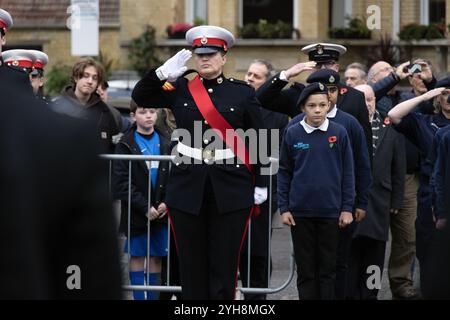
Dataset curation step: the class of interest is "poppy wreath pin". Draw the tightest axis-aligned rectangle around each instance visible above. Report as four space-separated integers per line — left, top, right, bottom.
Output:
340 87 348 95
384 117 390 125
328 135 337 148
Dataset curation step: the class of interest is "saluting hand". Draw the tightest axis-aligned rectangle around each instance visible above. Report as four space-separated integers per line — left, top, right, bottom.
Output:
422 87 446 101
156 49 192 82
281 211 296 226
283 61 316 80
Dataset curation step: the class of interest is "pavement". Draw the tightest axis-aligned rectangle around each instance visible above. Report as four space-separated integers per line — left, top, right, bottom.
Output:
119 221 420 300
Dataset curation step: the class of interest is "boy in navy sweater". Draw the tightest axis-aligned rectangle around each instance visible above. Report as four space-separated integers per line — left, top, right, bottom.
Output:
286 69 372 299
278 82 355 300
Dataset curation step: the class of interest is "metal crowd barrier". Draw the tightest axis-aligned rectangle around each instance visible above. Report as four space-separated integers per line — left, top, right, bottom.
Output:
101 154 296 298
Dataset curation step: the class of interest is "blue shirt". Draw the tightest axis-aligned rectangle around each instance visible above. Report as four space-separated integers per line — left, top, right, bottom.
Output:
134 131 161 188
278 120 355 218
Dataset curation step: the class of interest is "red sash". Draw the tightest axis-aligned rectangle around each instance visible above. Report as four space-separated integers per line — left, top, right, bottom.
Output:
188 75 260 216
187 75 253 173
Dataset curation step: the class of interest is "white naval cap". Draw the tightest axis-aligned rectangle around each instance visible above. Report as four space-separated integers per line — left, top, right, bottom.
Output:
0 8 13 34
28 50 49 70
2 49 35 70
301 43 347 63
186 25 235 54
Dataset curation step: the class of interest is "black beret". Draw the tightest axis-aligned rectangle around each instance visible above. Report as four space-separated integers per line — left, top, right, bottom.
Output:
306 69 340 85
297 82 328 107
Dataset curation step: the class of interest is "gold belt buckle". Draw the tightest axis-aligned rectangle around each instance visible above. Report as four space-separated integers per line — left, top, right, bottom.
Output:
202 149 215 161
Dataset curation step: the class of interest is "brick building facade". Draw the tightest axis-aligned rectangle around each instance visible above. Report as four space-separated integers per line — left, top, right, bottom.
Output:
1 0 449 82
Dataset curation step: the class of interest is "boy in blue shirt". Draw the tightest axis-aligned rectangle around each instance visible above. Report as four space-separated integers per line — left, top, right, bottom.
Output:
114 100 170 300
278 82 355 300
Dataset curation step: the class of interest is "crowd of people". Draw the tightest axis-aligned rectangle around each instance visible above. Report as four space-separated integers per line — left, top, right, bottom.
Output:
1 5 450 300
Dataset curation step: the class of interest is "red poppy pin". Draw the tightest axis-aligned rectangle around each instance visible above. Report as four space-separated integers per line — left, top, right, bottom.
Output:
384 117 390 125
340 88 348 95
328 136 337 148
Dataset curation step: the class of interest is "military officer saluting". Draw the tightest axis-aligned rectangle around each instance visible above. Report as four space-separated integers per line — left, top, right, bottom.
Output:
0 8 33 94
132 25 268 300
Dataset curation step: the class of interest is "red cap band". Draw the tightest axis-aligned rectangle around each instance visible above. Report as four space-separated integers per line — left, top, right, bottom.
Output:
0 20 8 32
192 37 227 50
34 61 45 69
6 59 33 68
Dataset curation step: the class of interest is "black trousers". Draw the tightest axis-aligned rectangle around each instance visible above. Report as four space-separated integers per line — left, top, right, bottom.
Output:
169 194 251 300
291 217 339 300
239 199 272 300
335 221 356 299
347 236 386 300
415 206 436 297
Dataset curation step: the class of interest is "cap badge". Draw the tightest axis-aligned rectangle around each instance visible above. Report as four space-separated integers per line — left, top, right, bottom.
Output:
12 60 19 66
201 36 208 45
329 75 335 83
319 83 325 90
316 45 324 54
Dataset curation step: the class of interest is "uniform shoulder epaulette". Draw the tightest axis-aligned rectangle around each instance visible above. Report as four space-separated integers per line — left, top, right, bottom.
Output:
228 78 251 87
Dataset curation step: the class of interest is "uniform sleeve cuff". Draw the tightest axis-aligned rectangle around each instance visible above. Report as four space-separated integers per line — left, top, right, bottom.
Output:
279 206 289 214
342 205 354 213
156 67 167 81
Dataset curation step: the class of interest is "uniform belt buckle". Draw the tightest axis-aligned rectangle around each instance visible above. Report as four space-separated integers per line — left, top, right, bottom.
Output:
202 149 215 161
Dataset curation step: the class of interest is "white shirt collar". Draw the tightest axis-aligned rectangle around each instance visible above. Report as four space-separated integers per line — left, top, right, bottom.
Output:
327 105 338 118
300 118 329 134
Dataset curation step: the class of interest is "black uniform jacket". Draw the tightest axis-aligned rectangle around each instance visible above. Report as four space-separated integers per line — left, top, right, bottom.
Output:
0 79 122 299
113 126 170 236
0 58 34 95
256 72 373 161
132 70 266 215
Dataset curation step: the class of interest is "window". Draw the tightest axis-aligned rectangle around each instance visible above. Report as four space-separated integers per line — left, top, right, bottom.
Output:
241 0 293 25
429 0 445 23
186 0 208 24
421 0 445 24
329 0 352 28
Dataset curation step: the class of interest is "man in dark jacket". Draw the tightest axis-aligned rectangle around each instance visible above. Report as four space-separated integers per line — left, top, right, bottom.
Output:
240 59 289 300
348 84 406 299
368 59 436 299
51 58 120 153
